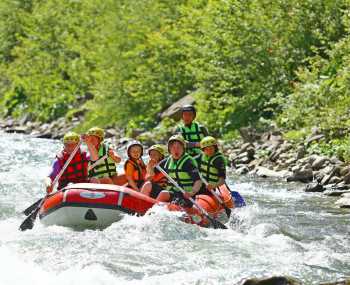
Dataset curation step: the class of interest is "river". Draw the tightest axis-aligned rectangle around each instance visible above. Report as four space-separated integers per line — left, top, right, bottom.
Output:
0 133 349 284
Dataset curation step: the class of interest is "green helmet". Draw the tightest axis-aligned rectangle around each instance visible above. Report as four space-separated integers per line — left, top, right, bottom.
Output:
86 127 104 140
63 132 80 143
148 144 167 157
168 134 186 151
200 136 217 149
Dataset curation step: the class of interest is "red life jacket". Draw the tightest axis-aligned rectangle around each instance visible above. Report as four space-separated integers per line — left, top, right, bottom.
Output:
56 149 89 189
152 169 168 187
124 158 146 188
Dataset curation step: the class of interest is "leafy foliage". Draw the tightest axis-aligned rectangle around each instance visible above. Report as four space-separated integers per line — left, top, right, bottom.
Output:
0 0 349 154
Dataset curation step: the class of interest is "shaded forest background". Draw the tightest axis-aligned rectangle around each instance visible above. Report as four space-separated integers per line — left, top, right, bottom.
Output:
1 0 350 158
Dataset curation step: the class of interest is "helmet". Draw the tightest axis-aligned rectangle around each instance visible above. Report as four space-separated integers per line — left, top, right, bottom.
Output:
63 132 80 144
86 127 104 140
200 136 217 149
127 140 143 157
181 104 196 114
148 144 167 157
168 134 186 150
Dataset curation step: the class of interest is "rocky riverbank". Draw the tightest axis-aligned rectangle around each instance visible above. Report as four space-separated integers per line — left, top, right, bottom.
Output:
222 127 350 209
1 117 350 209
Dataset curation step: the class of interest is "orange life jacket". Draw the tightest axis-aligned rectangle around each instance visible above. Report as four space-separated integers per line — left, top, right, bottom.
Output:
124 158 146 188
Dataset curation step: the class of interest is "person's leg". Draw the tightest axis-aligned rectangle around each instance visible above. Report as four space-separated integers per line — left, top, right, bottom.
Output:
156 191 171 202
98 177 114 184
112 174 127 185
89 177 100 184
140 181 152 196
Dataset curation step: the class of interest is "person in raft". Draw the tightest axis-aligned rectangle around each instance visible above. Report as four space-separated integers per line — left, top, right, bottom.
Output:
124 140 147 191
83 127 122 184
45 132 89 193
195 136 227 195
175 104 209 157
140 144 168 198
156 134 203 207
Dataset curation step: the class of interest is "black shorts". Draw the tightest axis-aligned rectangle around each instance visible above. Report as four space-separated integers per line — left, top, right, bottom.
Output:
169 191 193 208
149 183 164 199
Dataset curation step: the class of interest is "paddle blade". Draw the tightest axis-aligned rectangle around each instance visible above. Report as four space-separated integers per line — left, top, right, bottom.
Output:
224 206 231 217
22 198 42 216
205 215 227 229
19 208 39 231
231 191 246 207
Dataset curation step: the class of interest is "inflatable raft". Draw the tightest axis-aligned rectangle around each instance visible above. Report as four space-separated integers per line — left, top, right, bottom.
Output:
39 183 238 228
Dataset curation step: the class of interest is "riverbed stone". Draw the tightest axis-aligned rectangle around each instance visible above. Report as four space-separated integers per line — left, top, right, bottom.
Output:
304 182 324 192
240 276 301 285
312 156 329 170
335 193 350 208
319 278 350 285
160 94 195 120
287 168 313 182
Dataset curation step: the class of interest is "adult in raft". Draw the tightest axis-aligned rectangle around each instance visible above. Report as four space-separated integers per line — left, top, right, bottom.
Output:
83 127 123 184
156 134 203 206
140 144 168 198
195 136 227 194
175 104 209 157
45 132 89 193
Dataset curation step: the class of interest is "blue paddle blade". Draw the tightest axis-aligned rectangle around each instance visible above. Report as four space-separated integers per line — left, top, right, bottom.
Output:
231 191 246 207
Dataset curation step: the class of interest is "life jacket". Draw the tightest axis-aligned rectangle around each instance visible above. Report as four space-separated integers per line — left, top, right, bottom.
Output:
163 153 198 193
124 158 146 188
56 149 89 190
88 142 117 178
178 121 206 156
197 151 227 184
152 170 168 188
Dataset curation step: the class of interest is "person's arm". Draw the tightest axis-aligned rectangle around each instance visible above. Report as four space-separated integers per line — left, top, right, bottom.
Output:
46 159 61 193
108 146 121 163
125 162 139 191
145 159 157 181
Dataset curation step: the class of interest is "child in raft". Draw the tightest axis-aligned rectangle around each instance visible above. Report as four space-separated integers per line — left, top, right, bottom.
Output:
124 140 147 191
140 144 168 198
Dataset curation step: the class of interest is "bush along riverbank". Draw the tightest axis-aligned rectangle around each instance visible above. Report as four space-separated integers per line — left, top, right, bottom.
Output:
1 117 350 209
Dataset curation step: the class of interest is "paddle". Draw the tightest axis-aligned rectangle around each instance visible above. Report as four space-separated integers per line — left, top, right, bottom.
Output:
19 140 82 231
199 175 231 218
156 165 227 229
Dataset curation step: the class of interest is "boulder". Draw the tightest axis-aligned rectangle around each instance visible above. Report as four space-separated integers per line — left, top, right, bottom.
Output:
5 126 28 134
335 193 350 208
239 127 261 143
340 166 350 177
255 166 291 179
287 167 313 182
305 134 325 146
324 189 350 197
241 276 301 285
304 182 324 192
312 156 329 170
160 94 195 120
296 146 306 159
343 172 350 184
320 167 336 185
320 278 350 285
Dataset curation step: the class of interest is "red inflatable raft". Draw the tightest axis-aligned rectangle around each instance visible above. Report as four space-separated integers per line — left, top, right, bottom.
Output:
39 183 234 228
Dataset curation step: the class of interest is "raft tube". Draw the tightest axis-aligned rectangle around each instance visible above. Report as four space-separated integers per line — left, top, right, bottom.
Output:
39 183 239 229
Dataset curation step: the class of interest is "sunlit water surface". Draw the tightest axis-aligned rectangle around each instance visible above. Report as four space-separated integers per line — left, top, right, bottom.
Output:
0 133 349 285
